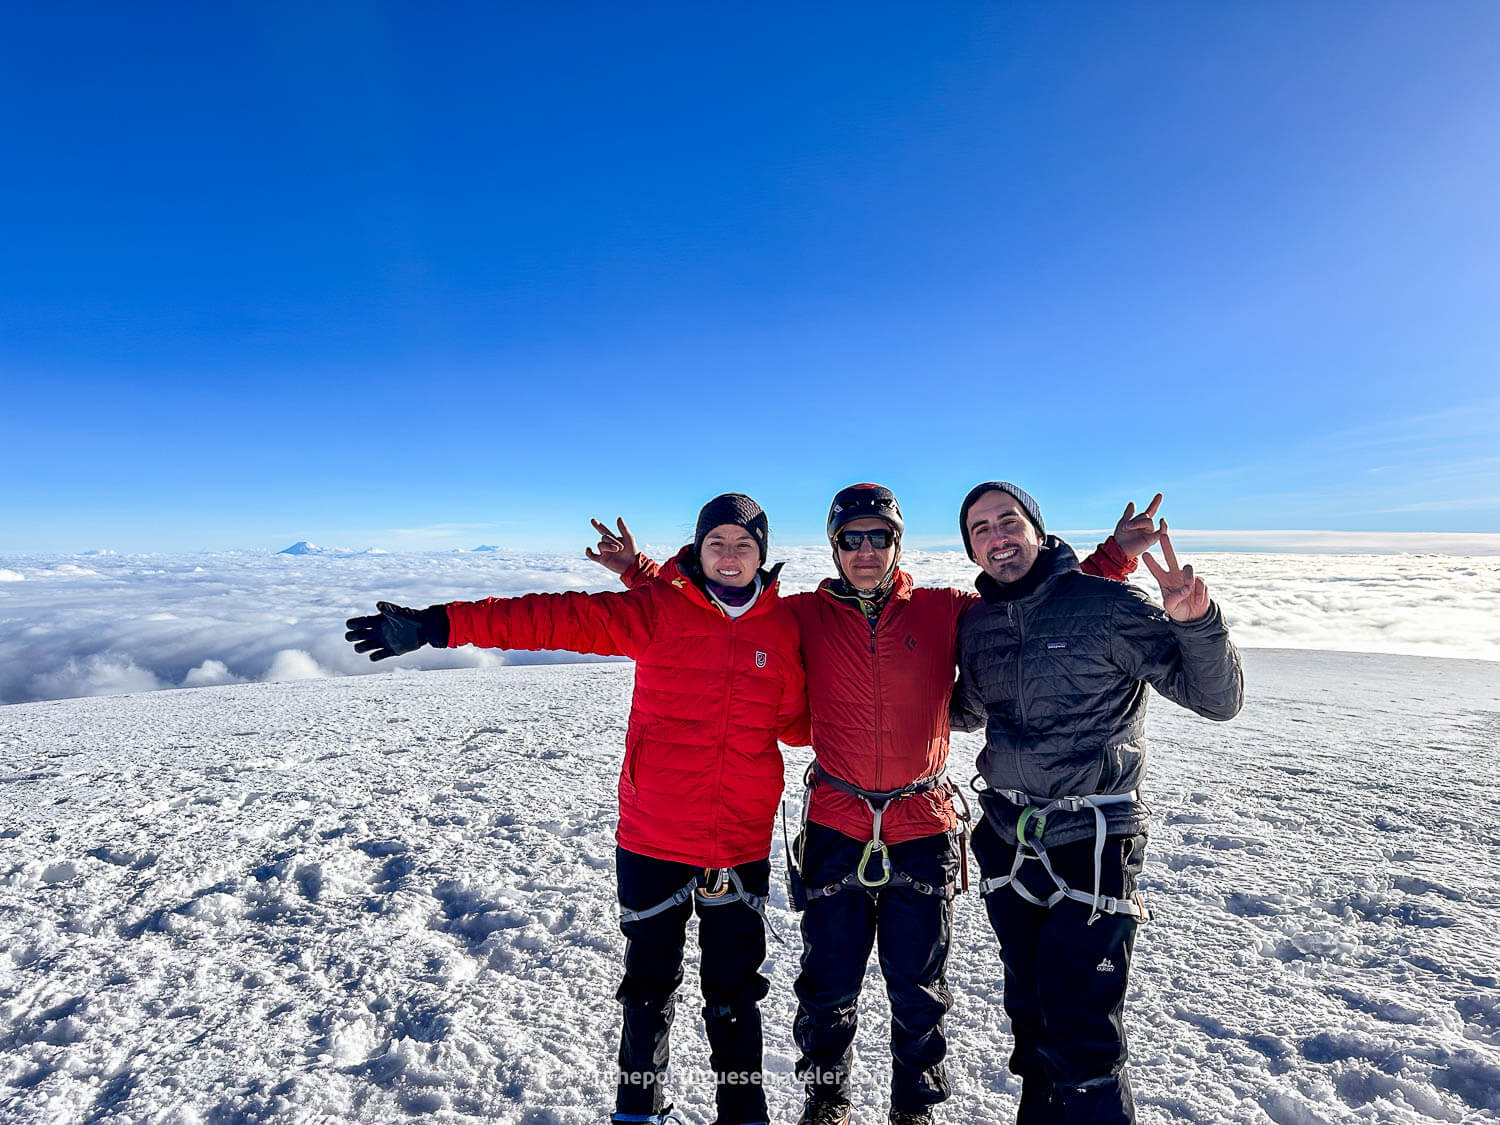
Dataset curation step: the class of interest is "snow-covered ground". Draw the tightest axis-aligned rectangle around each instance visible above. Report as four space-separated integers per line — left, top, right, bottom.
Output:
1 547 1498 704
2 648 1497 1123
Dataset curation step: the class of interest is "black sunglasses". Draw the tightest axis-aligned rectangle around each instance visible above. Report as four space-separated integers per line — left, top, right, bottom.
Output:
835 528 895 551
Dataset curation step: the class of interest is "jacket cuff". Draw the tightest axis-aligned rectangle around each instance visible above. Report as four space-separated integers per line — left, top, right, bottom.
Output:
620 553 655 589
1170 600 1223 637
424 604 452 648
1094 536 1139 578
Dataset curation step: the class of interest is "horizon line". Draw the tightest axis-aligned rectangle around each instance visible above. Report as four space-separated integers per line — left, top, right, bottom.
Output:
4 527 1500 559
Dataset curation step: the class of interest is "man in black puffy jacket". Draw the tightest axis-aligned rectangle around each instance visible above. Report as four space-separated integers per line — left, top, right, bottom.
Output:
951 483 1243 1125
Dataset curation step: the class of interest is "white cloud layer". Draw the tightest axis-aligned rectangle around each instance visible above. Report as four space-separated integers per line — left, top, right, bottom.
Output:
1098 529 1500 555
182 659 244 688
0 544 1495 705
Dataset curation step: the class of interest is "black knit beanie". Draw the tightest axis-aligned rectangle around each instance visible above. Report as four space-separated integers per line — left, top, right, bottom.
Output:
694 493 769 564
959 481 1045 561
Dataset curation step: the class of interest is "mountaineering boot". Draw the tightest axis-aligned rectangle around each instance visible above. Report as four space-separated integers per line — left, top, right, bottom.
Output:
1015 1075 1064 1125
609 1110 683 1125
797 1099 851 1125
1056 1070 1135 1125
888 1111 934 1125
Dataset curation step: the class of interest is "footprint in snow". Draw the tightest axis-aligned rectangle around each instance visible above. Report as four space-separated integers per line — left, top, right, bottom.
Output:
431 879 529 947
40 861 80 885
1326 985 1429 1025
1226 891 1289 917
357 839 415 894
460 726 510 752
1164 855 1217 872
1391 874 1464 901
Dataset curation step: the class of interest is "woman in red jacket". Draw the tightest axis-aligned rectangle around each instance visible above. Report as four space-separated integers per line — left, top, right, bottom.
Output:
345 493 808 1125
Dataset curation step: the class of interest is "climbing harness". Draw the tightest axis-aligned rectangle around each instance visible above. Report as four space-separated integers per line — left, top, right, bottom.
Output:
619 865 784 943
786 761 970 906
972 776 1150 925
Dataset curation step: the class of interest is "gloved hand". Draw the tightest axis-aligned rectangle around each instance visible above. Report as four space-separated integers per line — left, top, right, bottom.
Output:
344 601 450 661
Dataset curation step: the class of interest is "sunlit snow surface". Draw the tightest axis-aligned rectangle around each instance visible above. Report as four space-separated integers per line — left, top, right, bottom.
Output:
1 547 1498 703
2 650 1497 1123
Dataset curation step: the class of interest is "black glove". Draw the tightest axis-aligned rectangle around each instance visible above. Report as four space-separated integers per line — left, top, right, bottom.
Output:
344 601 451 661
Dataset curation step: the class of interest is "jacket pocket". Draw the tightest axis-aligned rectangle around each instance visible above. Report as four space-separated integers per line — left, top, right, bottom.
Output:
621 729 643 790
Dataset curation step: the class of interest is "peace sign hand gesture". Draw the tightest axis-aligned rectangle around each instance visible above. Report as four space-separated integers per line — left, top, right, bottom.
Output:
585 517 639 577
1141 523 1211 622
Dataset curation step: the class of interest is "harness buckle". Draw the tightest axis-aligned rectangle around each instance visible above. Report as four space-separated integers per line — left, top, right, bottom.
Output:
857 840 892 887
698 868 731 900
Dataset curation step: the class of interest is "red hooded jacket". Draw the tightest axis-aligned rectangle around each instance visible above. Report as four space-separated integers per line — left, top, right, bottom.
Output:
620 539 1132 846
444 547 810 867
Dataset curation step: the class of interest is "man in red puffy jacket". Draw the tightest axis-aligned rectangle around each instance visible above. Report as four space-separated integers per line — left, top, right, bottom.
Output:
590 485 1159 1125
347 493 809 1125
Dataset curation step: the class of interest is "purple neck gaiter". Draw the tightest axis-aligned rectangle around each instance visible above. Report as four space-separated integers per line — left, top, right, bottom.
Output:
705 578 758 607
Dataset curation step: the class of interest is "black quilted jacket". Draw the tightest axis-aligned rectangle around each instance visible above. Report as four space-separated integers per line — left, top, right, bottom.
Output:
953 538 1243 847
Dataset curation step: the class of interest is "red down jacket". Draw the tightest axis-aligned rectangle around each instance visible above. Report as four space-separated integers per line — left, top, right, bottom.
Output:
622 539 1133 847
444 547 810 867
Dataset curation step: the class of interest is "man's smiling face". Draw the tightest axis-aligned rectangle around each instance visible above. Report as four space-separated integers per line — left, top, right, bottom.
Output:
966 490 1043 584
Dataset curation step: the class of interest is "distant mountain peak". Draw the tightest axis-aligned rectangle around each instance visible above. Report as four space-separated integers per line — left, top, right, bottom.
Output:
279 541 383 557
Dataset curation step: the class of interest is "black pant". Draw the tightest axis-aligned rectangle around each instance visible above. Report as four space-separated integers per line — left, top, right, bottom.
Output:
792 822 958 1111
971 817 1146 1125
615 847 771 1125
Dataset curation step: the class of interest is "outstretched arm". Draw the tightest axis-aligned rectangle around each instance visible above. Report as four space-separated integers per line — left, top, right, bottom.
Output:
346 587 658 663
585 516 660 588
446 586 655 658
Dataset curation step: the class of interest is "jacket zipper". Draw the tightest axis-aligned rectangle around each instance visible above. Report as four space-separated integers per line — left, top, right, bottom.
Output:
823 586 889 819
1009 601 1031 794
710 598 733 867
868 605 881 795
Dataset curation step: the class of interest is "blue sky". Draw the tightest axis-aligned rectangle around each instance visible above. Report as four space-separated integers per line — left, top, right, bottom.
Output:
4 2 1498 554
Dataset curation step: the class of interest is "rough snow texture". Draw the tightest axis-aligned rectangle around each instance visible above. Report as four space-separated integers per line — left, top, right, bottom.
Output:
1 650 1496 1123
1 548 1497 704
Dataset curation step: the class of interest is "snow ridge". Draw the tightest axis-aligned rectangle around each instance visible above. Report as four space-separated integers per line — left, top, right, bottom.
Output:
1 650 1496 1122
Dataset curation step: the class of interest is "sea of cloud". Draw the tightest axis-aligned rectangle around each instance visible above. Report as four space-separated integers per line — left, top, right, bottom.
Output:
0 544 1496 704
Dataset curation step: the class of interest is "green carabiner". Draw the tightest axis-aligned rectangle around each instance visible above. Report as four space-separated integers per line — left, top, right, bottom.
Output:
1016 806 1048 846
858 840 892 887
